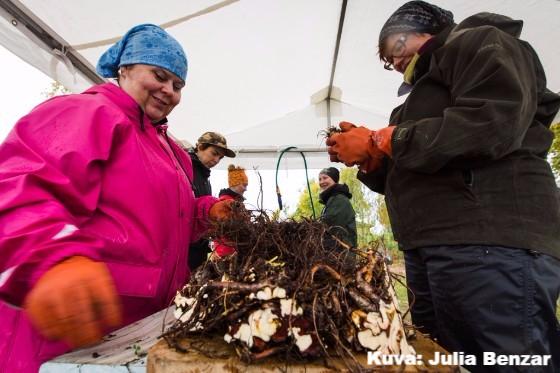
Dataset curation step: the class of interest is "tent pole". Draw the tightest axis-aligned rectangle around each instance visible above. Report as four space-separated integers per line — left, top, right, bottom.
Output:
326 0 347 128
0 0 102 84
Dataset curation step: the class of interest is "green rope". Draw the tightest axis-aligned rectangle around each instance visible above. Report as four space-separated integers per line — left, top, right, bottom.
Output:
275 146 316 219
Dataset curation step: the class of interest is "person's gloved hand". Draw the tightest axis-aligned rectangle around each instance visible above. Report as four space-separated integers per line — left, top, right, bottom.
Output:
326 122 370 164
213 239 237 258
24 256 122 348
372 126 395 157
326 121 355 162
326 121 385 173
209 199 234 221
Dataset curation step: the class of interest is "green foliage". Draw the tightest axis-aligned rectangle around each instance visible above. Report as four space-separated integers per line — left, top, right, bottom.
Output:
42 81 70 99
393 278 410 322
376 195 391 233
340 168 373 226
270 208 283 221
291 181 322 220
550 122 560 179
356 221 375 245
380 231 402 262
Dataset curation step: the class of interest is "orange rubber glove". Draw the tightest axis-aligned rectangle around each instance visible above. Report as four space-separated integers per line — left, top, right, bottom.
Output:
209 199 234 221
326 122 354 162
24 256 122 348
372 126 395 157
326 121 385 173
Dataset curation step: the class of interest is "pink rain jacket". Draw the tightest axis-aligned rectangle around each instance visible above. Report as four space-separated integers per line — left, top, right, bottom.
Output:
0 83 216 372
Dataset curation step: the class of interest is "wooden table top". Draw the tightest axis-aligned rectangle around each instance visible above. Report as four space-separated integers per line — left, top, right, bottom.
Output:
148 332 460 373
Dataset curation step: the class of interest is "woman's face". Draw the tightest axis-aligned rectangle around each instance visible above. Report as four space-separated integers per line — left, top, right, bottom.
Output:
231 183 248 196
196 145 225 169
319 173 336 192
119 64 184 122
382 32 432 73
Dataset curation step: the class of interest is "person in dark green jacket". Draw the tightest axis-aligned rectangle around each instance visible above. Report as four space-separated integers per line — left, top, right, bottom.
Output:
327 2 560 372
318 167 357 251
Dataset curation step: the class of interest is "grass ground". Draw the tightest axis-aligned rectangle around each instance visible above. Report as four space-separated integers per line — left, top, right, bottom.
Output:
393 278 411 323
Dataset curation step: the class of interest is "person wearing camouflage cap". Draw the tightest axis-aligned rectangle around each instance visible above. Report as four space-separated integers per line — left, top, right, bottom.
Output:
186 131 235 270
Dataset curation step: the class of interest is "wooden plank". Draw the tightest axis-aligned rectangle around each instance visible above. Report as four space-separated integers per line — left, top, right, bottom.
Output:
40 307 176 373
147 333 460 373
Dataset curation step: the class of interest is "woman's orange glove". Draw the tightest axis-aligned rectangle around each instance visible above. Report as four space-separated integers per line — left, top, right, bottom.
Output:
372 126 395 157
209 199 234 221
326 121 385 173
24 256 122 348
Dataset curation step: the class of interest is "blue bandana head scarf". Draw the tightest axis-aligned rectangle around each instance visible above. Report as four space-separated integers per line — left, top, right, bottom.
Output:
96 24 187 81
379 1 454 46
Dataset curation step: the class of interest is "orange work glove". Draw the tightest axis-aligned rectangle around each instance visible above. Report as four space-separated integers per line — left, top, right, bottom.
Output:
372 126 395 157
326 121 385 173
209 199 234 221
24 256 122 348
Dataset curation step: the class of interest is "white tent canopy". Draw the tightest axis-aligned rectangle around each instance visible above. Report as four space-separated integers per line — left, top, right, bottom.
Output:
1 0 559 170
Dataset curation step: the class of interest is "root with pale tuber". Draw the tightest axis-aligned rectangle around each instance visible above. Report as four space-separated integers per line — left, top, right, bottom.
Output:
163 204 415 371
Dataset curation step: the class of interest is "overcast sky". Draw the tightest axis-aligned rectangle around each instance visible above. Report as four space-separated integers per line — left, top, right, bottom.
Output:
0 45 319 214
0 45 52 142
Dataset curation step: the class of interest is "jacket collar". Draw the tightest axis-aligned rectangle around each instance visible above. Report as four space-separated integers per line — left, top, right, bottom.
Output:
188 149 211 178
83 83 168 130
397 25 454 96
319 183 352 204
453 12 523 38
219 188 244 200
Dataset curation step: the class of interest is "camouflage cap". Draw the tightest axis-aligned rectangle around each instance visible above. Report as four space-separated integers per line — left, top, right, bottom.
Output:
196 131 236 158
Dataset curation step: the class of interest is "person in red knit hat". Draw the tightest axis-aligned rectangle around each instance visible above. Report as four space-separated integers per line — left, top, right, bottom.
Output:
213 165 248 257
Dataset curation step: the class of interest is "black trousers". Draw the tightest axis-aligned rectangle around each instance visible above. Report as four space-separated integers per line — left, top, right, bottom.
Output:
404 245 560 373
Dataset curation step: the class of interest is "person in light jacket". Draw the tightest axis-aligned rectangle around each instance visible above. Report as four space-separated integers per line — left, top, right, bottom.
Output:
0 24 230 372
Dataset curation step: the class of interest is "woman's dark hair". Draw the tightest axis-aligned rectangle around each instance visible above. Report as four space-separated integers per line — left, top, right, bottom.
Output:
196 143 211 152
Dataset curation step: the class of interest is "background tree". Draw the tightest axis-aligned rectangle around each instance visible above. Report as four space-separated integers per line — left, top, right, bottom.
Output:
291 181 321 220
375 195 400 258
42 81 70 99
376 195 391 233
339 168 375 246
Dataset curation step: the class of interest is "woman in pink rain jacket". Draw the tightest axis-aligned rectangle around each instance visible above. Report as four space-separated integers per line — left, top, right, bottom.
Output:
0 24 225 372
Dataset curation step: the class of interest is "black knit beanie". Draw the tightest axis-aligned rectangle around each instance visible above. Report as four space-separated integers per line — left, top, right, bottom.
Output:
319 167 340 183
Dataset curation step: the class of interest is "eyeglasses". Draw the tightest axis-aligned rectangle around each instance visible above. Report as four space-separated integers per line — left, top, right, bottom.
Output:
383 34 408 71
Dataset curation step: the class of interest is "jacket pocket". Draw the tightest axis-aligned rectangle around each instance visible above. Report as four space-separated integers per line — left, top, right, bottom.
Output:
105 262 162 298
462 169 473 187
458 169 478 204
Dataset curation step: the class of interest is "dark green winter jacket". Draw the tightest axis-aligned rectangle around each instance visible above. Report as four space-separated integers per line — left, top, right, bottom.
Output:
320 184 358 248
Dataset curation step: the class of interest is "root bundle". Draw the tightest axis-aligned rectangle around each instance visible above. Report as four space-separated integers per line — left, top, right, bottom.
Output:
163 205 414 371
